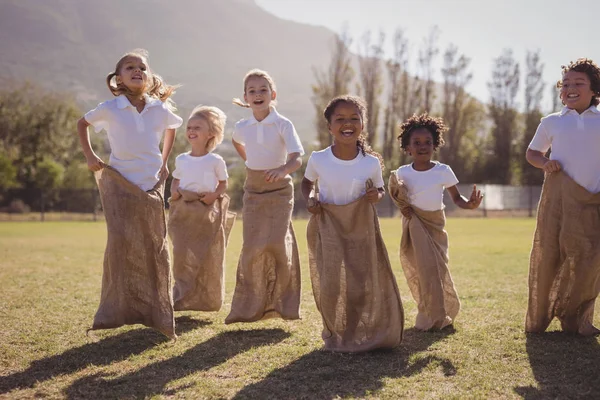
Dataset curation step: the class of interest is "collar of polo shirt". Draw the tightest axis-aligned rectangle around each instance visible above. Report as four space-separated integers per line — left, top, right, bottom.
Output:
116 94 162 110
248 106 279 125
560 105 600 116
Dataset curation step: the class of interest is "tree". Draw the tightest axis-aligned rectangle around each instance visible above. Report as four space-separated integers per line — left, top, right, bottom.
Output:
0 82 81 189
311 26 355 148
382 28 409 163
439 44 473 174
417 26 440 113
487 49 520 184
521 50 545 186
357 29 385 147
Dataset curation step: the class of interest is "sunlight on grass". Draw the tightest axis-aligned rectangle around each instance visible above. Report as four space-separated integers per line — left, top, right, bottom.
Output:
0 218 598 399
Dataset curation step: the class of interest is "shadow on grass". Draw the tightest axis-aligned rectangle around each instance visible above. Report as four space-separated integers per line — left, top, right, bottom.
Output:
64 328 291 399
514 332 600 399
0 315 209 395
233 327 456 399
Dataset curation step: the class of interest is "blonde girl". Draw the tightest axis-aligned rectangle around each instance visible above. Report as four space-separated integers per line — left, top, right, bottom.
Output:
76 49 182 338
226 69 304 324
168 105 235 312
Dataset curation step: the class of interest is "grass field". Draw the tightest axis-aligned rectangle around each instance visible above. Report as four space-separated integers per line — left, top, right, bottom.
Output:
1 218 599 399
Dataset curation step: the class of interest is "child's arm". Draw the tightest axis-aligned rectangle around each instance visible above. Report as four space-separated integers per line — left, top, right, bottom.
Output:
200 180 228 205
365 187 385 204
77 117 104 171
526 148 561 173
160 128 176 177
447 184 483 210
170 178 182 200
232 139 247 161
301 177 320 214
264 152 302 183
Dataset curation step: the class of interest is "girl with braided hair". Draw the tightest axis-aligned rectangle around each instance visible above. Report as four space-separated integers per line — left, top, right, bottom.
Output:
302 95 404 352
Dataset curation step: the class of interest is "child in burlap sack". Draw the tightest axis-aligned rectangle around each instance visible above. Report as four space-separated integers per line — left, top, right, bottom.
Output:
76 49 182 338
525 58 600 336
169 105 234 313
226 69 304 324
389 114 482 331
302 95 404 352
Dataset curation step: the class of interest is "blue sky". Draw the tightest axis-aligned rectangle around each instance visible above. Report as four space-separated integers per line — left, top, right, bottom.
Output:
256 0 599 111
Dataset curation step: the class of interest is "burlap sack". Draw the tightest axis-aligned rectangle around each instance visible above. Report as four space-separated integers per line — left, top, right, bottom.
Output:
306 181 404 352
388 173 460 331
91 166 175 339
225 169 301 324
526 171 600 335
168 190 236 312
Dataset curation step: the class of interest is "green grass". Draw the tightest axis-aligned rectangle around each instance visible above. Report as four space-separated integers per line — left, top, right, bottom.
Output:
0 219 599 399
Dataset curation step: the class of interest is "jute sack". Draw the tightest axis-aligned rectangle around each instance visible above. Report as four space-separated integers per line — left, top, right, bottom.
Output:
526 171 600 335
168 190 236 312
91 166 175 339
307 180 404 352
225 168 301 324
388 173 459 331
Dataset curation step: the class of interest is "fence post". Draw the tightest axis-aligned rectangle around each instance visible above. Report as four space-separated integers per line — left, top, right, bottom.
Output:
92 189 98 222
40 189 45 222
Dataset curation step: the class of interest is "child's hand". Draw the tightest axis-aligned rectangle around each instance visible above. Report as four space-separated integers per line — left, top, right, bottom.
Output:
170 190 182 201
264 166 287 183
85 153 104 172
466 184 483 209
365 186 382 204
199 191 220 205
542 160 561 173
307 197 321 215
400 206 413 219
160 163 169 180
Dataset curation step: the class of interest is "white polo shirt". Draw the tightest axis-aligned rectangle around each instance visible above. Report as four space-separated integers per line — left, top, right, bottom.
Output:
529 106 600 193
232 108 304 170
396 162 459 211
304 147 385 205
172 152 228 193
85 94 183 191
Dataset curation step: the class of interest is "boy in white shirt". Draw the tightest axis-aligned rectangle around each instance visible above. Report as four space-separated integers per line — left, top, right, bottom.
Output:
168 105 233 312
389 113 482 331
525 58 600 336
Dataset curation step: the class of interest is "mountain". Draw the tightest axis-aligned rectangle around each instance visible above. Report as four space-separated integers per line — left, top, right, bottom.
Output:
0 0 338 142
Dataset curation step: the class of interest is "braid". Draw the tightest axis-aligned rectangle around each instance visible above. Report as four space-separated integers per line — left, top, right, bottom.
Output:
357 133 385 171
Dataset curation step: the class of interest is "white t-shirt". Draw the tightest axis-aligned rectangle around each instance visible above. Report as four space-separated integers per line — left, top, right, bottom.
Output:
396 162 459 211
85 94 183 191
529 106 600 193
172 152 228 193
232 108 304 170
304 147 385 205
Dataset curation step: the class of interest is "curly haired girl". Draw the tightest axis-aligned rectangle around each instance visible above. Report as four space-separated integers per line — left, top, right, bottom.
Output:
389 113 482 331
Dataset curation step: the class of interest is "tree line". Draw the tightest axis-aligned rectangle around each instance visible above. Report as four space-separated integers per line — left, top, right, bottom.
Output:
312 25 558 186
1 27 554 213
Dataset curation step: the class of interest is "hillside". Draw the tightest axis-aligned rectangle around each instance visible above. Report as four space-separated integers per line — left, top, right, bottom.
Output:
0 0 337 141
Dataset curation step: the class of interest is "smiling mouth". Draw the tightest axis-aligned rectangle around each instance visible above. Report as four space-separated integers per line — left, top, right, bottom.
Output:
341 129 354 137
188 134 198 140
253 100 264 105
567 94 579 99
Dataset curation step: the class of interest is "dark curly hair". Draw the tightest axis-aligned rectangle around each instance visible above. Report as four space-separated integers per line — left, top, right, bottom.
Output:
397 113 447 151
557 58 600 107
323 95 384 170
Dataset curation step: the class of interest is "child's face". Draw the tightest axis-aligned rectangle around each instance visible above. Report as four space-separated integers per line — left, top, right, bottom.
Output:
406 128 434 162
186 117 213 148
244 76 276 113
560 70 594 113
116 56 150 93
328 102 364 145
